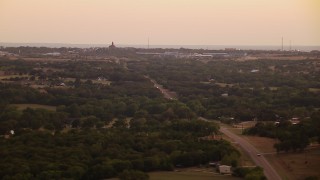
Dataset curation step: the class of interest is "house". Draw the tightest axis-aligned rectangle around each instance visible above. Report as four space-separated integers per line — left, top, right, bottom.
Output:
290 118 300 125
3 130 14 139
221 93 229 97
219 165 231 174
251 69 259 73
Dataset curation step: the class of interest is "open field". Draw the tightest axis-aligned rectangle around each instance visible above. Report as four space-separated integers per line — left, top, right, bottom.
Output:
23 57 71 61
106 167 241 180
267 148 320 180
309 88 320 93
269 86 278 91
11 104 56 111
30 84 48 89
149 169 241 180
0 74 30 80
92 79 111 85
215 82 234 88
242 136 277 153
222 122 276 153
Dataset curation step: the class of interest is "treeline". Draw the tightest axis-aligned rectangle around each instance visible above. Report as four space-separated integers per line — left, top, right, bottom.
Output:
2 46 138 58
0 57 244 179
0 82 197 134
0 120 238 179
134 58 320 121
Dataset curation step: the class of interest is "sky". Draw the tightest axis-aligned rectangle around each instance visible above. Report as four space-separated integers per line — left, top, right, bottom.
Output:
0 0 319 46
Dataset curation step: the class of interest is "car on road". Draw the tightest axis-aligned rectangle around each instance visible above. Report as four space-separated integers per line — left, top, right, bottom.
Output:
257 153 261 156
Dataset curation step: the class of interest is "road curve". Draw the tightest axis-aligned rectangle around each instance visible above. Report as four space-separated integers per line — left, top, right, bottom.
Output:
220 127 282 180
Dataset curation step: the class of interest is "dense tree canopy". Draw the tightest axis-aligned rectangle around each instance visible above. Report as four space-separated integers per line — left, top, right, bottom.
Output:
1 50 319 179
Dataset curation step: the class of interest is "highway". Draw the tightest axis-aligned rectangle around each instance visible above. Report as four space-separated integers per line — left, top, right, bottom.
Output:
147 77 282 179
144 75 177 100
220 127 282 180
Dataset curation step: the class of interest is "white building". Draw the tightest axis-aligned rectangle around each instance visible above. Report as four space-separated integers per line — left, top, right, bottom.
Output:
219 165 231 174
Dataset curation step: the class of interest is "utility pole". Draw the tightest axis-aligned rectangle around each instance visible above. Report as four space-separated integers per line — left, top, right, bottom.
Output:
282 37 284 51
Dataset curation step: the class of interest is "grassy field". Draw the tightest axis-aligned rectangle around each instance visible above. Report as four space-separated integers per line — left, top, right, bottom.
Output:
309 88 320 93
267 148 320 180
107 170 241 180
269 87 278 91
11 104 56 111
242 136 277 153
149 170 241 180
215 82 234 88
23 57 71 61
0 74 30 80
92 79 111 85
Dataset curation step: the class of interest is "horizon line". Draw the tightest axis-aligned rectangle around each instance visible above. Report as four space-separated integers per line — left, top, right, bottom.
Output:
1 42 320 47
1 42 320 52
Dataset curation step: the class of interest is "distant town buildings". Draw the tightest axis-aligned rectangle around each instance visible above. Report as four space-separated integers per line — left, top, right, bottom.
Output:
0 51 18 57
225 48 237 51
43 52 61 56
136 49 247 59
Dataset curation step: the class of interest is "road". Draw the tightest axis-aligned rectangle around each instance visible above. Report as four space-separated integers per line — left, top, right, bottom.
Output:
144 78 281 179
220 127 282 180
144 76 177 100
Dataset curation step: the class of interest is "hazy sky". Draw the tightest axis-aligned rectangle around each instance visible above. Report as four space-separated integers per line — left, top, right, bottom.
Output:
0 0 319 46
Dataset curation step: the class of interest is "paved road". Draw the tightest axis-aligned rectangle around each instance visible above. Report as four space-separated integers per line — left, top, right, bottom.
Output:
144 76 177 100
220 127 282 180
